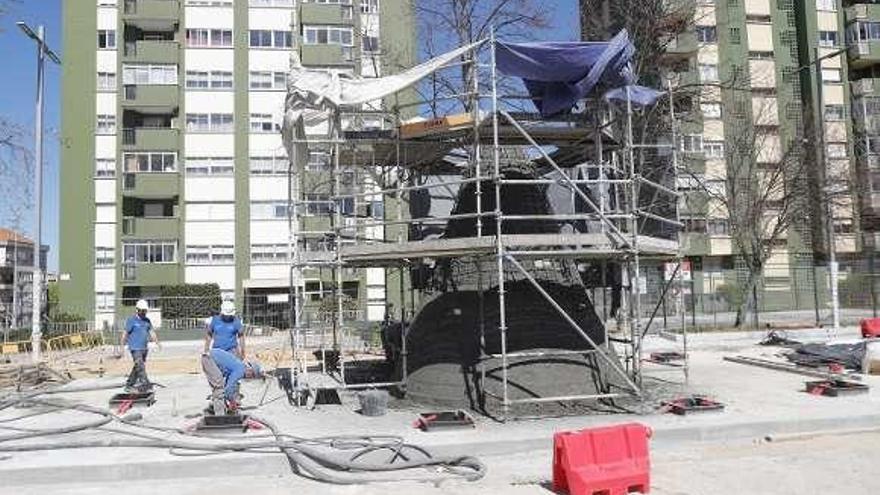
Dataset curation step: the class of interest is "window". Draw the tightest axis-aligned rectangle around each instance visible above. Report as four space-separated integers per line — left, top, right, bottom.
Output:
250 155 288 175
186 70 233 89
95 247 115 267
816 0 836 11
250 113 278 133
250 201 291 220
249 71 288 90
853 22 880 42
707 219 729 236
249 0 295 5
819 30 838 47
249 30 292 48
96 292 115 311
362 35 380 53
699 64 719 82
250 244 291 263
186 245 234 265
123 152 178 173
682 218 707 233
95 158 116 178
307 151 330 171
123 241 177 264
303 26 354 46
304 194 332 216
122 64 178 85
704 140 725 158
96 114 116 134
679 135 703 153
97 72 116 91
185 157 234 175
821 68 842 83
827 143 847 158
186 113 234 132
696 26 717 43
186 29 232 47
186 0 233 5
701 102 722 119
98 30 116 49
825 104 845 121
748 51 774 59
360 0 379 13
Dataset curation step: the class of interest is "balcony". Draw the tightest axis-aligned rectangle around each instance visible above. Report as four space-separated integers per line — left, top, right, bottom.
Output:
122 40 179 64
121 216 179 239
122 85 179 113
681 233 710 256
121 262 180 286
663 32 698 59
849 41 880 70
121 127 179 150
301 44 354 66
122 173 180 198
122 0 180 30
300 3 354 25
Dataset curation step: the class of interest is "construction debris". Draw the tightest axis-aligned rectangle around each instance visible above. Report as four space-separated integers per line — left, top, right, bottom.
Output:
0 362 70 390
724 355 862 382
414 410 475 431
661 396 724 416
804 380 869 397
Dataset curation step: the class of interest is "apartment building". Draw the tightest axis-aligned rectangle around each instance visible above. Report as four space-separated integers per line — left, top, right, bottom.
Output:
0 228 49 329
59 0 415 326
580 0 873 305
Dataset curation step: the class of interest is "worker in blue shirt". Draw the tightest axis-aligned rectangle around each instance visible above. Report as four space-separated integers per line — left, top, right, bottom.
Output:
201 348 262 414
122 299 160 392
204 301 245 359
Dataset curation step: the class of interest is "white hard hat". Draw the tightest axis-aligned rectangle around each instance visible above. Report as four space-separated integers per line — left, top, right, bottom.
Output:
220 300 236 316
135 299 149 311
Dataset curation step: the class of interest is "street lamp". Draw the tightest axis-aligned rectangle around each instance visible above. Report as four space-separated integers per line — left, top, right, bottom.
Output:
17 22 61 363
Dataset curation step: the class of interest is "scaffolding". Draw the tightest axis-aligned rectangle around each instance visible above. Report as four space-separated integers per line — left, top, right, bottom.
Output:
285 35 689 418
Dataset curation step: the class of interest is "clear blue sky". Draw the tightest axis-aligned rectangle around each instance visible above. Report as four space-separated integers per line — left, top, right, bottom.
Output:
0 0 577 273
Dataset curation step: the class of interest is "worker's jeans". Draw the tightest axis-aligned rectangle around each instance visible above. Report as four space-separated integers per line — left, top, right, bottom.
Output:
201 354 227 415
126 350 150 390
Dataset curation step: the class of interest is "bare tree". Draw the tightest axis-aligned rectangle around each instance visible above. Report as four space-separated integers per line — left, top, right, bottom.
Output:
0 118 33 230
685 98 813 327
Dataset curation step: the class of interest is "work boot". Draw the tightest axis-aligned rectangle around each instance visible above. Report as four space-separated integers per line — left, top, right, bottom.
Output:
226 399 240 414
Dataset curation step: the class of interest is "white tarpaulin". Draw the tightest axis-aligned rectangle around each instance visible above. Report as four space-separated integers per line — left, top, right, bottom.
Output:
286 41 483 109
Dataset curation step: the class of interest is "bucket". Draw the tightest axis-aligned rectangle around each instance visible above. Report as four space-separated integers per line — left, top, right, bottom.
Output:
358 389 389 417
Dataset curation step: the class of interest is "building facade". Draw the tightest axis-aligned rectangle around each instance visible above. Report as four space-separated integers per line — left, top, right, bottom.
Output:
0 228 49 329
581 0 879 308
60 0 415 326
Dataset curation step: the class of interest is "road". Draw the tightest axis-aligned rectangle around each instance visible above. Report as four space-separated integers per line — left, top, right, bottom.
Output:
11 430 878 494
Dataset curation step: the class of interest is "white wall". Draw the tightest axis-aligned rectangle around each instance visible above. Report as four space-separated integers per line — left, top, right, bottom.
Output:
97 6 117 29
94 268 116 292
95 223 116 248
249 50 291 72
185 49 234 72
249 177 289 201
185 134 235 156
249 264 290 281
248 8 295 30
185 202 236 221
184 221 235 244
95 136 116 159
249 134 285 155
249 92 286 116
186 266 236 290
186 91 235 113
95 179 117 203
95 204 116 223
96 93 117 115
184 7 234 28
185 177 236 202
250 220 290 244
96 51 117 73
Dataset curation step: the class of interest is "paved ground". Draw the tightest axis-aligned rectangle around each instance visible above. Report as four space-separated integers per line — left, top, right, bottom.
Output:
2 326 878 494
12 430 879 494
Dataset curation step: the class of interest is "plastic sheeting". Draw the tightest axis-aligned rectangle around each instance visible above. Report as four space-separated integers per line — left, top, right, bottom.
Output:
495 30 661 116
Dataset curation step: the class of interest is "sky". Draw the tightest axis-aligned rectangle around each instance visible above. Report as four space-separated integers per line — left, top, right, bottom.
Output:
0 0 578 273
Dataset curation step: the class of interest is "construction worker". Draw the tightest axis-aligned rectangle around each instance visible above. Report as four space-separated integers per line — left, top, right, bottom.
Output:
204 300 246 359
122 299 160 393
201 348 262 415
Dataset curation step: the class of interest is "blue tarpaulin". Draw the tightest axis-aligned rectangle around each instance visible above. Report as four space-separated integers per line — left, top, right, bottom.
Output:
495 30 661 116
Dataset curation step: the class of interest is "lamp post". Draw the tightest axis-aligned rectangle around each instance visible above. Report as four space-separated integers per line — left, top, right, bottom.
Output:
17 22 61 362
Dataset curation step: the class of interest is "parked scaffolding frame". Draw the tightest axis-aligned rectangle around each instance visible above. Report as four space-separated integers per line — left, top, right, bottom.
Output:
285 35 689 418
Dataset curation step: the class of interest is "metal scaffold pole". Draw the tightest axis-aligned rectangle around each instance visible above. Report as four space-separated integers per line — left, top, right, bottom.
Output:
489 28 510 420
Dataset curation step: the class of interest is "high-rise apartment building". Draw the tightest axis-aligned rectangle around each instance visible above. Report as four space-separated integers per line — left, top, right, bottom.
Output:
60 0 415 326
581 0 871 305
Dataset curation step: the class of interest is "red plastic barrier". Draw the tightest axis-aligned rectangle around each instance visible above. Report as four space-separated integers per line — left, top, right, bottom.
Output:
861 318 880 338
552 422 651 495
